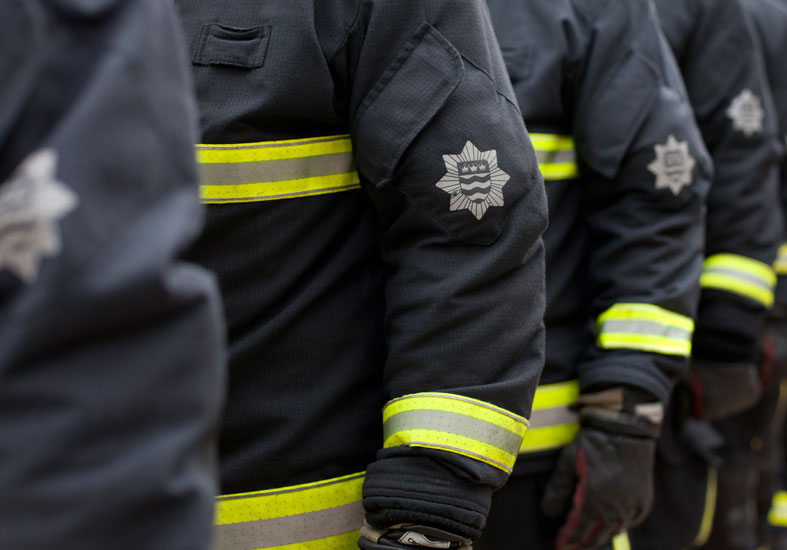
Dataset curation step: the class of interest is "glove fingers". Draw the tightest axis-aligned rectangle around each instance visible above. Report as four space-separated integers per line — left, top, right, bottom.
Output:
584 520 621 549
541 442 580 518
552 447 589 550
557 517 607 550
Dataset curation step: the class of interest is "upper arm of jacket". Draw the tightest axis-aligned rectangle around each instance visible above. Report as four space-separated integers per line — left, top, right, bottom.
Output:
572 2 711 191
1 1 202 307
571 1 663 179
680 0 755 120
350 20 544 245
0 3 42 166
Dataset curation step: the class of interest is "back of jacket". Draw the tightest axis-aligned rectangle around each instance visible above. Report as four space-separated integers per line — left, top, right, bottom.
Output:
487 0 711 469
176 0 549 543
654 0 783 362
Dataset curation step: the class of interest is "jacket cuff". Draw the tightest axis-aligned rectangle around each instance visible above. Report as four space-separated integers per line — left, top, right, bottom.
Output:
362 448 508 541
577 348 680 404
693 290 765 363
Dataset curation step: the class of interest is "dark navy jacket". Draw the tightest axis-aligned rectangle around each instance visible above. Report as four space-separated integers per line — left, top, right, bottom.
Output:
0 1 224 549
655 0 784 362
176 0 548 541
487 0 711 473
743 0 787 307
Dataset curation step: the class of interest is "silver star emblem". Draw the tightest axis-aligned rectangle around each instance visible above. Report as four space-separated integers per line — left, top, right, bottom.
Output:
647 135 696 195
436 141 510 220
726 89 764 137
0 149 79 283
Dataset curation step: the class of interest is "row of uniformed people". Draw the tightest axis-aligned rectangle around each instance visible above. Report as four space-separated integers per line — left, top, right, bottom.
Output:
481 0 785 549
2 1 786 549
178 0 786 548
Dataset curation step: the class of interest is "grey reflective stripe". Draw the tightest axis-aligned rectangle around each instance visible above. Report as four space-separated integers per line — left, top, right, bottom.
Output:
200 152 355 187
535 149 576 165
599 319 692 340
384 409 523 454
212 501 364 550
703 266 773 291
529 405 578 428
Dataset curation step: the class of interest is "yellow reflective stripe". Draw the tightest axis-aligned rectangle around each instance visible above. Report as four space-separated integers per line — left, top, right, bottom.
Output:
598 303 694 331
197 135 360 204
539 162 580 180
214 529 361 550
201 172 360 203
216 472 364 524
597 333 692 356
701 254 776 306
768 491 787 527
213 473 364 550
597 303 694 357
520 380 580 454
531 380 580 410
693 466 718 547
257 530 361 550
530 133 575 151
197 135 353 164
530 132 579 181
519 423 580 454
612 531 631 550
383 393 528 473
774 244 787 275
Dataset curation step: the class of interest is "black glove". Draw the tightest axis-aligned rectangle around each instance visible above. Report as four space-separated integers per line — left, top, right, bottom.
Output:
359 522 472 550
691 359 761 421
541 387 662 550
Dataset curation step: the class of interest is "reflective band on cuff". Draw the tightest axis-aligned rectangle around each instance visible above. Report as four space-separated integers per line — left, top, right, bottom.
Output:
197 135 361 204
530 133 579 181
775 244 787 276
383 393 528 473
213 472 364 550
693 466 718 547
597 303 694 357
520 380 580 454
701 254 776 307
769 491 787 527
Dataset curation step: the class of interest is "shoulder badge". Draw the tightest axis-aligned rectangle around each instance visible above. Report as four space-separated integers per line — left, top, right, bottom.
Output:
0 149 78 284
647 135 696 195
436 141 510 220
726 89 764 137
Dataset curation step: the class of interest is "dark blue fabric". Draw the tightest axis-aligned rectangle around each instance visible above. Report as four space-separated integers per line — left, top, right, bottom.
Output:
0 2 224 549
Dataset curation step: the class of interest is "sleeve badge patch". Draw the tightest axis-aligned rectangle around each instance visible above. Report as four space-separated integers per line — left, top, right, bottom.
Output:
647 135 696 195
726 89 764 137
435 141 509 220
0 149 79 284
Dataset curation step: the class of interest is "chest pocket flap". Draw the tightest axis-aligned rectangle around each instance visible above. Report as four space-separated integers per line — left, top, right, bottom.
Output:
193 23 270 69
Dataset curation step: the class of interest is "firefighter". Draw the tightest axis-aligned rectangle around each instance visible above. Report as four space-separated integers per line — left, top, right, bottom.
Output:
174 1 549 548
476 1 712 549
0 1 225 549
727 1 787 549
628 0 784 549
